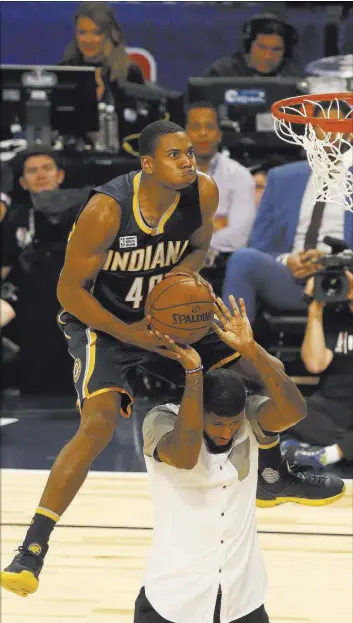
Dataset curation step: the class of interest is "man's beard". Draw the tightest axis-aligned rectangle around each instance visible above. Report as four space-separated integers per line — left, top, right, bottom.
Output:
203 431 233 454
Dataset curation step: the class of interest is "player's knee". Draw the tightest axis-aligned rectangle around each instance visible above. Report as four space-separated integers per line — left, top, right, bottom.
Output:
227 248 261 277
80 392 121 444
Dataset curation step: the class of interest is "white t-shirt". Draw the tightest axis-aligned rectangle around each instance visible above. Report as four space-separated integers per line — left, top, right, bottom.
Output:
141 395 269 623
292 174 345 254
208 152 256 253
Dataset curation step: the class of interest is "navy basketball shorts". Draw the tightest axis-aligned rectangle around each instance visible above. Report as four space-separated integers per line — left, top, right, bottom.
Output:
60 319 240 418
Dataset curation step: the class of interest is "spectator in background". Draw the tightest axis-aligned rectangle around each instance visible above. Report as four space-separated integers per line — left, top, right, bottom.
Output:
185 102 256 296
250 156 288 209
205 13 302 78
281 274 353 469
1 148 65 280
223 102 353 324
1 147 90 395
60 1 144 104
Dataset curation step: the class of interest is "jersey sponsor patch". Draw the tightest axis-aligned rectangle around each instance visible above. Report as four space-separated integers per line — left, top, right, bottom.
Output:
119 235 138 249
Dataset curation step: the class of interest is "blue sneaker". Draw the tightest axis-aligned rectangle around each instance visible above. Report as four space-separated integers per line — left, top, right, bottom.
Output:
282 442 327 469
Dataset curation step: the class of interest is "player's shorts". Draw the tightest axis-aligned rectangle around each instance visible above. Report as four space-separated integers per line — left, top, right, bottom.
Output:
60 318 240 418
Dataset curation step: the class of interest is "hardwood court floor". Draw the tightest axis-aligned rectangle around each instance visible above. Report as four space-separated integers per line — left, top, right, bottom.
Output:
1 469 352 623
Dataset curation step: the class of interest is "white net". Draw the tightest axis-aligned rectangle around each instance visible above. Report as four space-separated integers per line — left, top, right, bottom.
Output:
272 97 353 211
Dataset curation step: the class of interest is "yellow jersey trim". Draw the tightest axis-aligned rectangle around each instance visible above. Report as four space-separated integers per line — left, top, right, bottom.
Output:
57 309 67 325
36 506 60 523
132 171 180 236
259 438 280 450
68 222 76 242
83 387 133 419
82 330 97 399
79 330 133 418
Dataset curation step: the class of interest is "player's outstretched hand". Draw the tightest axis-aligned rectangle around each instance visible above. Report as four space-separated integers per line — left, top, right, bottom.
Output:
148 328 202 371
212 296 256 358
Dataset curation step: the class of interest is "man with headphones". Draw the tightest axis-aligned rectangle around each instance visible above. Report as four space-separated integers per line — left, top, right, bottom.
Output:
205 13 302 77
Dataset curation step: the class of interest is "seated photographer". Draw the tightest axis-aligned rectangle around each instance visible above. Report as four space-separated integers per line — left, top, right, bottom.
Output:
185 102 256 297
1 146 90 394
281 273 353 468
204 13 302 78
222 101 353 323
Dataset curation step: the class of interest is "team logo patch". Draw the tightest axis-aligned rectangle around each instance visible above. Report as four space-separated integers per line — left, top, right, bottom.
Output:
28 543 42 555
119 235 138 249
73 358 82 383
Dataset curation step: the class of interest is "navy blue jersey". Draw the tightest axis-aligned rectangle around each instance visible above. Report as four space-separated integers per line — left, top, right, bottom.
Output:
60 170 202 324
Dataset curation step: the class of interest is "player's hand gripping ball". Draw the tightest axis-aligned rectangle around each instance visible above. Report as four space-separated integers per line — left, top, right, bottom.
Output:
145 274 214 344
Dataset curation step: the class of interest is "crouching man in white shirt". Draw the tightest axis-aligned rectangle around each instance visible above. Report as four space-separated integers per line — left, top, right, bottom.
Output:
134 296 307 623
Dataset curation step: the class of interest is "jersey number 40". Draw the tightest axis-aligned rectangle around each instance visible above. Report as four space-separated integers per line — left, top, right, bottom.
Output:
125 274 164 309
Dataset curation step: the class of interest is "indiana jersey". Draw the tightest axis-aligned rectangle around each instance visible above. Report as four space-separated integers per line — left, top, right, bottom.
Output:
60 170 202 324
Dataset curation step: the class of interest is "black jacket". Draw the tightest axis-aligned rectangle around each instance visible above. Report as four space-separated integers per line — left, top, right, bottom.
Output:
205 51 303 78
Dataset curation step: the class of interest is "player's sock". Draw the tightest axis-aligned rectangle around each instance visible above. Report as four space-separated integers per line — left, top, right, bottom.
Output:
22 507 60 555
258 434 281 483
321 444 343 465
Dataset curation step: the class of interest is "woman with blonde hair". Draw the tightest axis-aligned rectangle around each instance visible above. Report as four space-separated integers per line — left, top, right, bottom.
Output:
60 1 144 101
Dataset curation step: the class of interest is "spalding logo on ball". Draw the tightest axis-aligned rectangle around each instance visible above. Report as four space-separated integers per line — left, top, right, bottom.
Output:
145 275 214 344
171 306 214 326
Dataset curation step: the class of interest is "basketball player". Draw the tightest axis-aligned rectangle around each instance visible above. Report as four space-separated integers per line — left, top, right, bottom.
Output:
0 119 237 597
0 120 344 598
134 296 307 623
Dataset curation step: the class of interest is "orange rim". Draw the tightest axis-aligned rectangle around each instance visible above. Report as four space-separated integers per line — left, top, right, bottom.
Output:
271 92 353 132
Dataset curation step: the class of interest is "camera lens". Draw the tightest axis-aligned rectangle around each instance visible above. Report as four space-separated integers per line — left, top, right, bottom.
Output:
322 274 343 297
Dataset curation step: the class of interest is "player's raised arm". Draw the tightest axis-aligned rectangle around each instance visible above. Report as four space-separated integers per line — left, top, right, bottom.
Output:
149 335 204 469
213 296 307 431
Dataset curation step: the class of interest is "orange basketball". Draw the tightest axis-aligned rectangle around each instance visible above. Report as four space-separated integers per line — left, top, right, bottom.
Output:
145 275 214 345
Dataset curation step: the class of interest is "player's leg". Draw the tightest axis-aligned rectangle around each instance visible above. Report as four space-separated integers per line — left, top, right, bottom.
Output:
222 248 306 323
194 331 345 507
0 392 122 597
134 586 172 622
231 604 270 622
0 325 135 597
281 396 352 468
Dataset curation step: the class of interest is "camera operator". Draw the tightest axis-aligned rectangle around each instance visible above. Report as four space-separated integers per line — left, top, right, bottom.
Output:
282 272 353 468
205 13 302 78
1 146 90 395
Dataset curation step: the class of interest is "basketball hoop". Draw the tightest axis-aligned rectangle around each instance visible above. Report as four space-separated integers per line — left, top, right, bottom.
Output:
271 92 353 210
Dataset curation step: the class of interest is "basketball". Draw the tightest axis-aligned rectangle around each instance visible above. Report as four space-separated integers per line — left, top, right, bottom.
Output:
145 275 214 344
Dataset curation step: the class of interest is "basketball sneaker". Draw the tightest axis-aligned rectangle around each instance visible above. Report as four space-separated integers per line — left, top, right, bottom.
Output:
0 544 46 597
256 460 345 508
281 439 328 469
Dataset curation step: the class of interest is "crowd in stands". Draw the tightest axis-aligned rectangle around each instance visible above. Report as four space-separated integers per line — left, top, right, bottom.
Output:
1 2 352 470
